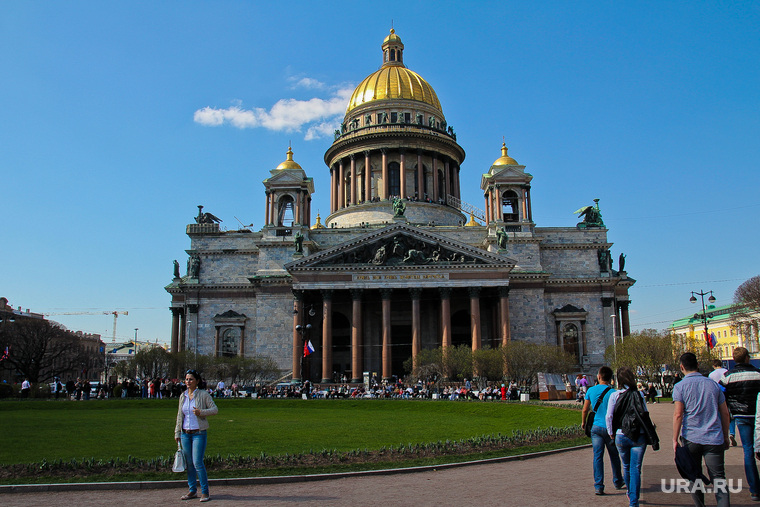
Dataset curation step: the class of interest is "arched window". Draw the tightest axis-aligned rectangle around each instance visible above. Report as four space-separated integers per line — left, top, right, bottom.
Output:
220 328 240 357
563 323 579 360
277 195 295 226
390 49 396 61
388 162 400 197
502 190 519 222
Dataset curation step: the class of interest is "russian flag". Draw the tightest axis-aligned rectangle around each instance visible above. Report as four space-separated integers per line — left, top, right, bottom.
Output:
303 340 315 357
708 332 717 349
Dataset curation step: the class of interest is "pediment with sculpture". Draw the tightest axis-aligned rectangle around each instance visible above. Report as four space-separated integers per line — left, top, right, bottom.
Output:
285 223 515 270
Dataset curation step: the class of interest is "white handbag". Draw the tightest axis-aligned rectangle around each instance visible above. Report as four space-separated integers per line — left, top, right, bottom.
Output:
172 442 186 473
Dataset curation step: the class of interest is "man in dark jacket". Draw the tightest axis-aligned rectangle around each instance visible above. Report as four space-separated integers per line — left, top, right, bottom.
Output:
720 346 760 500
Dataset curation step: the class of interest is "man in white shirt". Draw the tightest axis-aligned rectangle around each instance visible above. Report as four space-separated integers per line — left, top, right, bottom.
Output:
710 360 736 446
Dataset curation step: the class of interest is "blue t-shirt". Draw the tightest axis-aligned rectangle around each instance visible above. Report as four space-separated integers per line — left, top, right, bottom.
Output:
586 383 614 428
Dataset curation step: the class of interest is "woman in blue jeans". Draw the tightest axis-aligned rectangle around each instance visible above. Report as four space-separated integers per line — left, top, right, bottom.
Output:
175 370 218 502
606 367 649 507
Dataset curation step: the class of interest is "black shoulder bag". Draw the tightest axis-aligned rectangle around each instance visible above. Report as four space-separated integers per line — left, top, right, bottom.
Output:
584 386 612 437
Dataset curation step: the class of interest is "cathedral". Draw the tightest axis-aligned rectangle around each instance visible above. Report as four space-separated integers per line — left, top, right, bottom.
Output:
165 29 634 383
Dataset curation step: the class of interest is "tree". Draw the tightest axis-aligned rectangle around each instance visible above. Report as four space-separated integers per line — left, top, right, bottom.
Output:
404 347 444 387
606 329 677 383
732 275 760 346
501 341 575 390
0 318 89 383
472 347 505 386
133 347 171 380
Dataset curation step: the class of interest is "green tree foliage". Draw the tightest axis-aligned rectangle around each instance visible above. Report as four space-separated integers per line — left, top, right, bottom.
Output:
0 318 90 383
605 329 676 382
133 346 171 380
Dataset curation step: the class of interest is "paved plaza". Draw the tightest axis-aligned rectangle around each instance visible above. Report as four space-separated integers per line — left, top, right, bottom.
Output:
4 401 759 506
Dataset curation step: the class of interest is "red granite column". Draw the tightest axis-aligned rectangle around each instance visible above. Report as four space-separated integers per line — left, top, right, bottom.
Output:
410 288 422 366
351 289 363 383
432 157 438 202
350 154 357 206
381 149 388 199
499 287 511 346
170 307 181 354
440 288 452 349
399 150 406 198
292 292 303 382
620 301 631 338
179 310 187 351
381 288 392 380
338 160 345 209
470 287 481 352
321 290 333 383
417 151 424 199
364 151 371 202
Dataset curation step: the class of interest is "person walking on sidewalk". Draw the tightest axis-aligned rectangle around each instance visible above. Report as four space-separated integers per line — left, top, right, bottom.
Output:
674 352 731 507
710 359 737 446
582 366 624 496
720 346 760 501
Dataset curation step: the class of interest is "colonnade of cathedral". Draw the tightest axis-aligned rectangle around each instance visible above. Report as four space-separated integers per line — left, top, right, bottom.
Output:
329 148 462 212
291 286 511 383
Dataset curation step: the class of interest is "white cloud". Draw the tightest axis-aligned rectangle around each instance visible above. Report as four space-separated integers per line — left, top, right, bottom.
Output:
292 77 326 89
194 87 352 140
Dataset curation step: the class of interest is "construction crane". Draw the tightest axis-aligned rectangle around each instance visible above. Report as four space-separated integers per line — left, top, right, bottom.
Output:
43 310 129 342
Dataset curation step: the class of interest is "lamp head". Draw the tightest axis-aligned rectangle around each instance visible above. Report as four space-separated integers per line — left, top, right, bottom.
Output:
689 295 697 304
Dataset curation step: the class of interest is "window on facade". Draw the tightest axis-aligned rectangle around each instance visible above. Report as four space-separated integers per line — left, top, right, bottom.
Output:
562 323 579 360
277 196 295 226
502 190 519 222
390 112 398 123
404 112 411 123
221 328 240 357
388 162 400 197
390 49 396 61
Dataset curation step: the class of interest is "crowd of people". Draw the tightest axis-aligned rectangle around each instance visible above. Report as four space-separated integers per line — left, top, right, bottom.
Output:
582 346 760 507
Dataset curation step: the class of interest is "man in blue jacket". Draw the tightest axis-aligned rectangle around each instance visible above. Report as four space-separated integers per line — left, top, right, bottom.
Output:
720 346 760 500
582 366 624 495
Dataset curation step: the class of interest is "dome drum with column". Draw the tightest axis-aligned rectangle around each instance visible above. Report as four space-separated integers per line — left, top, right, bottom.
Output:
326 29 466 227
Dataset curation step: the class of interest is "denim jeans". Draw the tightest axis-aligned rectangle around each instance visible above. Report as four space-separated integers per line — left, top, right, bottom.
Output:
683 438 729 507
735 417 760 494
180 431 209 495
591 425 623 491
616 433 647 507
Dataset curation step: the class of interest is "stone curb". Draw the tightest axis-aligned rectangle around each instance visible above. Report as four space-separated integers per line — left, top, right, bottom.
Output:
0 443 590 494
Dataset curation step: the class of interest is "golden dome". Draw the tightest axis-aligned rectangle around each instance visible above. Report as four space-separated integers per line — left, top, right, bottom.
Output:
311 213 325 229
492 143 518 166
383 28 403 46
346 30 442 114
276 146 302 170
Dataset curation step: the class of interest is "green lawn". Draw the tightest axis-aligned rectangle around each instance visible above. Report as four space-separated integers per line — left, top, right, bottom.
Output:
0 398 580 465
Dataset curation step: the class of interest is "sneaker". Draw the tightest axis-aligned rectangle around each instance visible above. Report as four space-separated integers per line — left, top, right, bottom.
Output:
595 489 605 496
614 483 627 490
751 493 760 501
730 435 738 446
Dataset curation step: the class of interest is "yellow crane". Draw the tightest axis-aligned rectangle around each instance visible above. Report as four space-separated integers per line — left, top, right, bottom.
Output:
43 310 128 342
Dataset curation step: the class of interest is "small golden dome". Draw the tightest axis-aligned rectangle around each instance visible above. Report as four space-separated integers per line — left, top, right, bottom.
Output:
383 28 403 46
311 213 325 229
465 213 481 227
276 146 302 170
492 143 518 166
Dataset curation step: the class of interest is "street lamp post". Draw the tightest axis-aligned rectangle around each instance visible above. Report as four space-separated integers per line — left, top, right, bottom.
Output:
611 314 617 363
690 290 716 350
293 304 315 383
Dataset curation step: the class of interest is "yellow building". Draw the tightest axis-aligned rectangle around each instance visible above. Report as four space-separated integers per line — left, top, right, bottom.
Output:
670 304 760 360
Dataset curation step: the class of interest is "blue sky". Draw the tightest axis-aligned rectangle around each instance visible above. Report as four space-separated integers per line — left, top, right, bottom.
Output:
2 2 758 344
